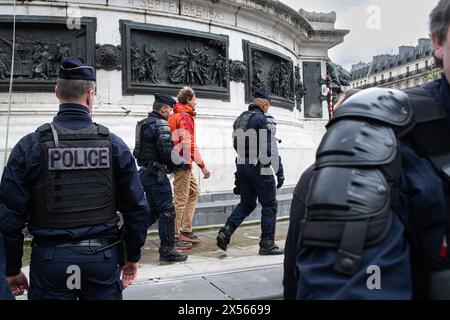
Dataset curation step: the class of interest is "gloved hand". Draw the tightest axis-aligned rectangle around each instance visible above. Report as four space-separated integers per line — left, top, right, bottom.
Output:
276 175 285 189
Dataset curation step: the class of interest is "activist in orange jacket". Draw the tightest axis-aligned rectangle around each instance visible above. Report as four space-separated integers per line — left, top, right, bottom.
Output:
168 87 210 246
168 102 205 170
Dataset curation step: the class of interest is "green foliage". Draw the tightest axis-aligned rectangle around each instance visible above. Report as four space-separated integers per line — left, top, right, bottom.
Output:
424 68 442 82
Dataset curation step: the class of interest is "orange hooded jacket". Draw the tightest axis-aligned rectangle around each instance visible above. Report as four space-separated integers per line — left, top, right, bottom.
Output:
168 102 205 169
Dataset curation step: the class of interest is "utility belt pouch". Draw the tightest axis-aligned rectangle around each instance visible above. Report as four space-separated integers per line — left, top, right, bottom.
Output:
146 162 168 183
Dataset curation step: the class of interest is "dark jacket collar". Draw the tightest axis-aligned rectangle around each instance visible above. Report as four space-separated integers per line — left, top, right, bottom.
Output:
53 103 92 125
423 75 450 112
148 111 166 120
248 104 264 113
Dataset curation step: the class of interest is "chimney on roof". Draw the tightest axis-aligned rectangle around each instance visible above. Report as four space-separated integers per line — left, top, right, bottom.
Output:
372 54 393 64
351 62 369 72
399 45 414 55
418 38 431 47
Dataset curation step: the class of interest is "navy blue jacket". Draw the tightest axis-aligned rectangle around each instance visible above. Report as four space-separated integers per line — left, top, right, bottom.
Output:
0 104 150 277
0 232 13 300
284 77 449 299
0 203 20 298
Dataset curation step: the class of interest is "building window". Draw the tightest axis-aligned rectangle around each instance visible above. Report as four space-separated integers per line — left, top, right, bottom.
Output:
406 66 410 76
389 72 392 80
416 63 419 73
426 60 429 69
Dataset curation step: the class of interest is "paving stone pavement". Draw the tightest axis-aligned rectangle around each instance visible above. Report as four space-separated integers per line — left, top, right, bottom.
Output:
124 220 288 300
18 219 289 300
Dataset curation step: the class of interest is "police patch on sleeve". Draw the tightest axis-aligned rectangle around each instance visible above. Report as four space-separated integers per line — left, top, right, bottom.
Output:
48 147 110 170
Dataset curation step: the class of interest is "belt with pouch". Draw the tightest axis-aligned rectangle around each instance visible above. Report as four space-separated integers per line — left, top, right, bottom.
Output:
142 163 163 175
32 238 118 251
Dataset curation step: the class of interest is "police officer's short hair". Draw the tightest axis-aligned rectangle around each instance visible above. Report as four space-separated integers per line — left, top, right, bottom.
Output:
430 0 450 42
153 101 170 111
56 79 96 101
177 87 195 104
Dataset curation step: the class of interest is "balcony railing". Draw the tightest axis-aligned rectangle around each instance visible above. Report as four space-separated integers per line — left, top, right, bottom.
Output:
352 66 441 88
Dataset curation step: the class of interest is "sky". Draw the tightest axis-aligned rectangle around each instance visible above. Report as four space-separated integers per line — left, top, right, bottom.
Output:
279 0 440 71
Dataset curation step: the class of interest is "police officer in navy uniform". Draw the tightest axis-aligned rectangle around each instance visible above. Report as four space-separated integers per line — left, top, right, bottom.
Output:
0 202 21 300
0 242 12 301
284 0 450 300
0 231 13 300
0 57 150 300
217 88 285 255
134 93 189 262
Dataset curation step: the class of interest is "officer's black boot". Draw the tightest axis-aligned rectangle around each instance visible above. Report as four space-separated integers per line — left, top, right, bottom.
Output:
159 246 188 262
159 205 188 262
216 224 235 251
259 238 284 255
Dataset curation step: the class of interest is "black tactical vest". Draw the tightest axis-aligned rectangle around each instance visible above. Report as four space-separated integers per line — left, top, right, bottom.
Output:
134 116 159 166
31 122 116 229
232 110 257 157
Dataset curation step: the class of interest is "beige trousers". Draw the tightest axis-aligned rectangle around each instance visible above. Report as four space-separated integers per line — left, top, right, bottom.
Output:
173 169 200 237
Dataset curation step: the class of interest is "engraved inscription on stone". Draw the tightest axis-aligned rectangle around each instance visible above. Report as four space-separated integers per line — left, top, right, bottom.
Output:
126 0 178 13
180 1 225 22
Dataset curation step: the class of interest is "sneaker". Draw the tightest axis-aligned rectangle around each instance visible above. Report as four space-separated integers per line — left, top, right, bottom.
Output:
159 247 188 263
180 231 201 244
174 238 193 250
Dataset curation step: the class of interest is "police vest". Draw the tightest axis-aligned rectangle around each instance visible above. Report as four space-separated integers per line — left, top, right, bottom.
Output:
299 88 414 276
233 109 277 162
30 122 116 229
233 110 257 159
134 115 172 166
